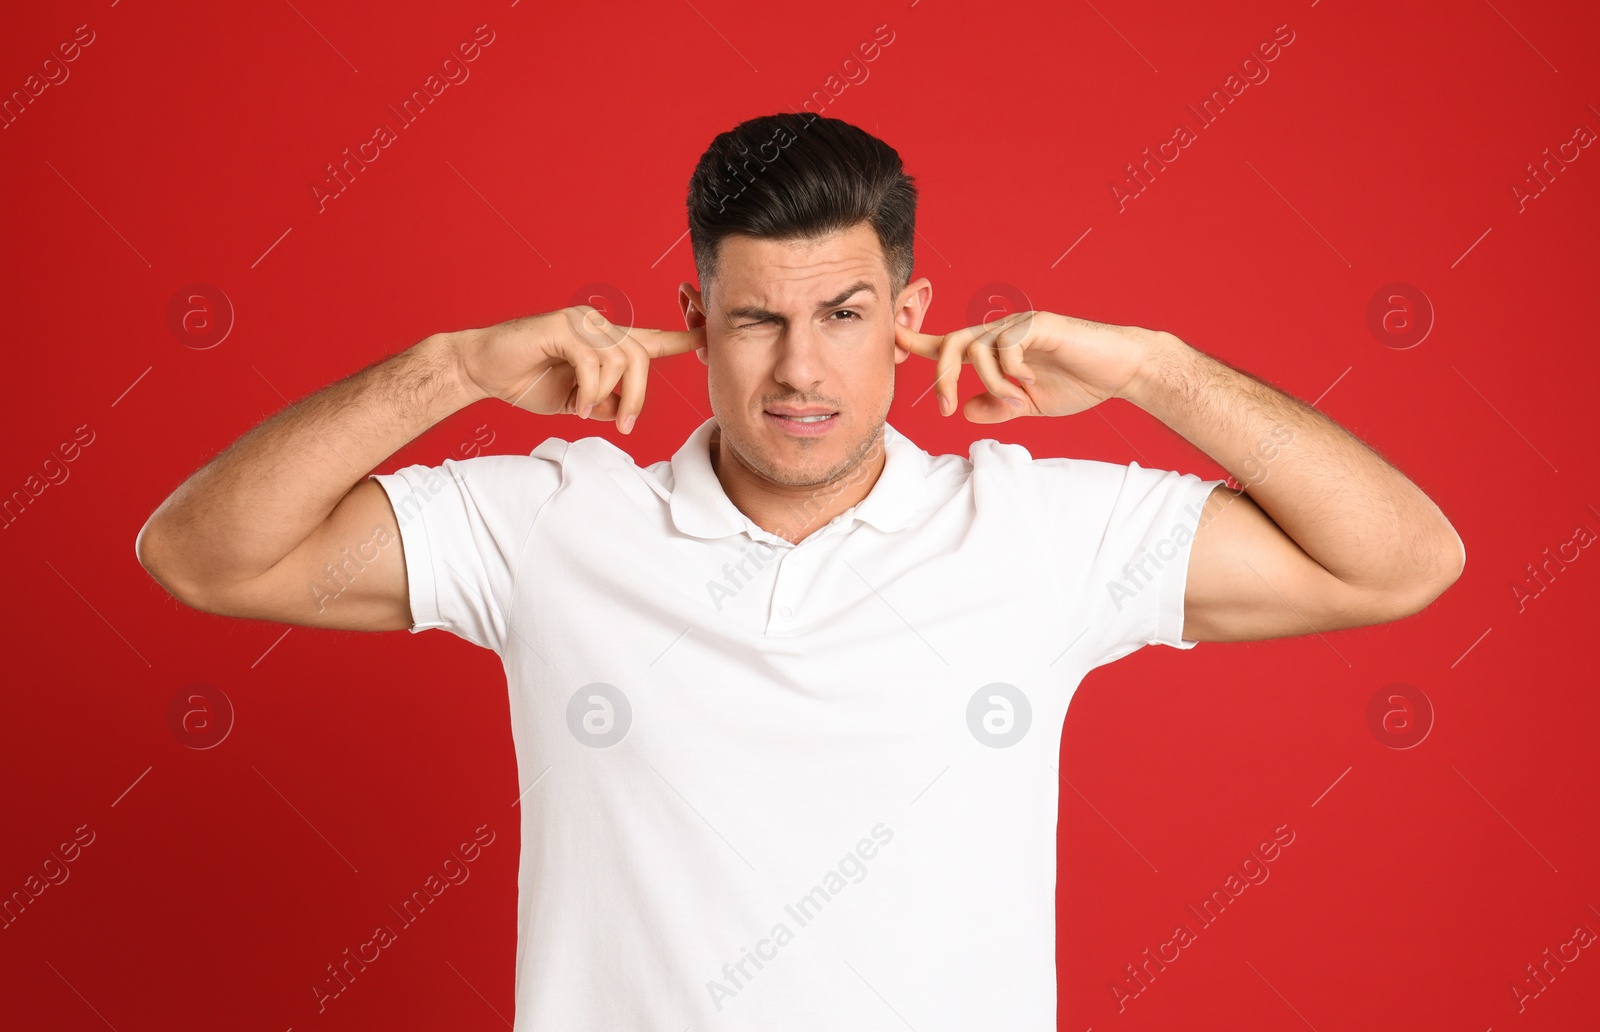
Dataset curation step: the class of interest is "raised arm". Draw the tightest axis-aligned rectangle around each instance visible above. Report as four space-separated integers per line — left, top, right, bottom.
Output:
895 310 1466 645
134 333 481 630
1119 333 1465 642
134 307 704 632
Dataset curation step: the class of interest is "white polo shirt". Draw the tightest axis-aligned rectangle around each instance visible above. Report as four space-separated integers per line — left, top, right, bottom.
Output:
370 416 1225 1031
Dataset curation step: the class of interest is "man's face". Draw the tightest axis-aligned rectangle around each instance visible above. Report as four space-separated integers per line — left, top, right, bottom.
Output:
680 221 931 492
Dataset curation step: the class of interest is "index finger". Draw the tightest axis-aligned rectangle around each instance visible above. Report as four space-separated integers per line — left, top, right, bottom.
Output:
615 324 706 360
894 322 958 361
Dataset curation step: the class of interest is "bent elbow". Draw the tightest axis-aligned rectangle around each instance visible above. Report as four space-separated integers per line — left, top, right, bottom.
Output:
1393 567 1462 620
135 518 209 610
1401 531 1466 615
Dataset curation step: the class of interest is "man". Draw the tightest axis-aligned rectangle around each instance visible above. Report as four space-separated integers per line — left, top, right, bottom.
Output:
135 113 1464 1029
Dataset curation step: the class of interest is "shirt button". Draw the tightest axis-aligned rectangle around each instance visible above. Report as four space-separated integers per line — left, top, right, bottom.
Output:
780 606 793 617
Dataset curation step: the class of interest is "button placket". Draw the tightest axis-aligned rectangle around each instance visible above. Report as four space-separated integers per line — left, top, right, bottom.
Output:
768 545 812 631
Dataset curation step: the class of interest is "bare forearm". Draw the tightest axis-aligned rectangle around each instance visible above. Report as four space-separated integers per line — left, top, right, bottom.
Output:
138 332 483 594
1121 332 1465 593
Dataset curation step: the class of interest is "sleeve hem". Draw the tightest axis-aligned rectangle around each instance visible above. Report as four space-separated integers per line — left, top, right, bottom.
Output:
369 471 441 635
1155 477 1229 650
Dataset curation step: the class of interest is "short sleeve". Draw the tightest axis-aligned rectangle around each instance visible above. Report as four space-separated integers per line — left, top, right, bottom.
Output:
368 445 566 653
1034 457 1227 669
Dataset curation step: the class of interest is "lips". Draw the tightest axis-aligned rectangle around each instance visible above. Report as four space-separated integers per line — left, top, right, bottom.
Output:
764 410 839 435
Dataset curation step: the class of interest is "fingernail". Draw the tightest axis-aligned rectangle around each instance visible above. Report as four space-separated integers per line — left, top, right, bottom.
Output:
939 395 951 416
620 413 635 434
1007 395 1023 408
581 403 593 419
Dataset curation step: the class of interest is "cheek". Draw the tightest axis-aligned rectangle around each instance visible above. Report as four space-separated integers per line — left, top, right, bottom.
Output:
719 350 775 387
705 352 760 406
842 362 893 412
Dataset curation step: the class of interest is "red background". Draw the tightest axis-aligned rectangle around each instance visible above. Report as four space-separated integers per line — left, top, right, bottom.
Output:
3 1 1598 1029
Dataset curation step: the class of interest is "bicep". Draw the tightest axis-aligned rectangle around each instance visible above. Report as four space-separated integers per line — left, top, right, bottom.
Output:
1181 485 1401 643
198 478 413 632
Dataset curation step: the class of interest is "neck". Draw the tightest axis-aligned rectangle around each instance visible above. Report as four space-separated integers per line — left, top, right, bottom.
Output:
710 424 887 544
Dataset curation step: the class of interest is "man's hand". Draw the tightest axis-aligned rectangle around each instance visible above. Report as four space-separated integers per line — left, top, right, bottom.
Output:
894 311 1169 423
453 306 705 434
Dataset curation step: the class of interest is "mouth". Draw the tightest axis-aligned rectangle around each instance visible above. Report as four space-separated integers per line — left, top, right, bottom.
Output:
764 409 839 436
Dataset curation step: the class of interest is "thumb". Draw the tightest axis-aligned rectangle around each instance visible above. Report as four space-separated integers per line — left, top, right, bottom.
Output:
962 392 1020 424
587 391 623 421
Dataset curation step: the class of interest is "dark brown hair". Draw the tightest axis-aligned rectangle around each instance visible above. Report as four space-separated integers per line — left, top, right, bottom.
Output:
686 112 918 306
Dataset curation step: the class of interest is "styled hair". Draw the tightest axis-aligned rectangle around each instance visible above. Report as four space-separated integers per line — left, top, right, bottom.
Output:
686 112 918 307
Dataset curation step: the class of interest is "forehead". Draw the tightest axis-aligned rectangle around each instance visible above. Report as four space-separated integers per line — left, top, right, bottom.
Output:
712 223 888 310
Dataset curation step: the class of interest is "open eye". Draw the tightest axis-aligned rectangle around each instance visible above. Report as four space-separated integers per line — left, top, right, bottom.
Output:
829 310 860 321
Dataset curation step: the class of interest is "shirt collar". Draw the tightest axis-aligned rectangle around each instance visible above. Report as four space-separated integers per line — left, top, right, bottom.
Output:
667 417 927 540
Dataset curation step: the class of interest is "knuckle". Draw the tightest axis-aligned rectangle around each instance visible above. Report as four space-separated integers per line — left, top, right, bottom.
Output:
569 306 617 347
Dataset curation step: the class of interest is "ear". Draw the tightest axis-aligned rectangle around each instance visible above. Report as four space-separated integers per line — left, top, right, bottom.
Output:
892 277 933 365
679 282 710 365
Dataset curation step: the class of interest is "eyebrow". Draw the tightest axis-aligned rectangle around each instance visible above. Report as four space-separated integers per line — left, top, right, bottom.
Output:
724 280 878 322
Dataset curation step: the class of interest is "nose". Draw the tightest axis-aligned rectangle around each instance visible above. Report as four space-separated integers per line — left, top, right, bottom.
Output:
771 324 825 394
